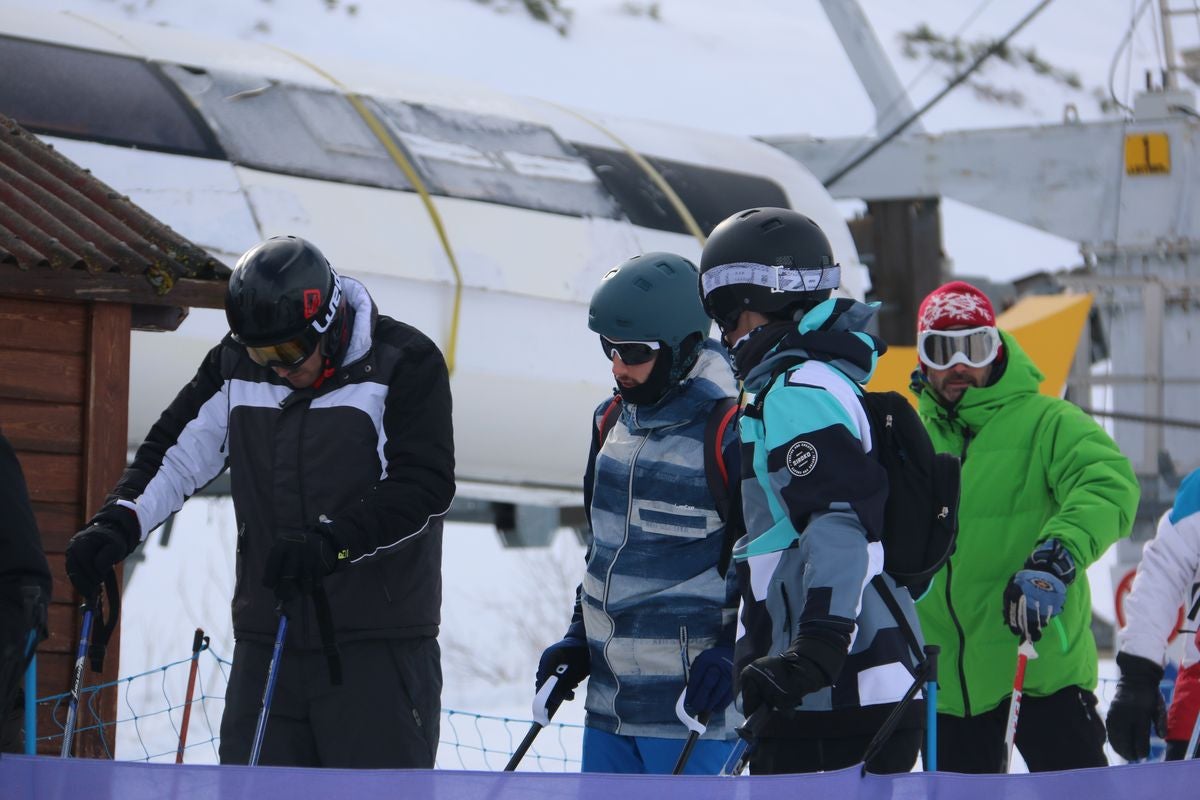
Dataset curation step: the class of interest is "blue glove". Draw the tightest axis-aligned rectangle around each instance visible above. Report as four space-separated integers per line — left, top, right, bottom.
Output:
1003 538 1074 641
685 645 735 715
535 637 590 708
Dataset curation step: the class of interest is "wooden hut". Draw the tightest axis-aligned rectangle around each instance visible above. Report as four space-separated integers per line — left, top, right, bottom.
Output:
0 113 228 756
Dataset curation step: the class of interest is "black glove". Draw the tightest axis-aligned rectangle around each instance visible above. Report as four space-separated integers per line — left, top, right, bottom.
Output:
65 505 140 603
262 519 343 602
1003 538 1074 642
1106 651 1167 762
685 645 735 715
740 635 846 717
535 637 590 711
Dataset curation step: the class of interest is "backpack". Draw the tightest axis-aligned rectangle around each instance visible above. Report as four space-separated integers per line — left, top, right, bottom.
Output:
595 395 742 572
861 390 960 599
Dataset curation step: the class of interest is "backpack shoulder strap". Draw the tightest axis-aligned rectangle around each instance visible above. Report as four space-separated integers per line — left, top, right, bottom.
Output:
871 574 924 669
704 397 739 521
595 395 623 447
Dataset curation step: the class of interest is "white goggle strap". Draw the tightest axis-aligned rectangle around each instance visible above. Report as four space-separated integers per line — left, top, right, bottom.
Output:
700 261 840 297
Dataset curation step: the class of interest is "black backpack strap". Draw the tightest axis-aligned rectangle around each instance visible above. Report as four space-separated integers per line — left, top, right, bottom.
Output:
871 574 924 672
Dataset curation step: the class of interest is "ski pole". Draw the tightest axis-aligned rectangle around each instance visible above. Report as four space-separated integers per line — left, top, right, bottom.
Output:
671 687 712 774
60 607 94 758
1188 629 1200 760
24 632 37 755
719 708 768 777
248 613 288 767
175 628 209 764
924 644 939 771
860 648 935 773
1001 637 1038 772
504 662 568 771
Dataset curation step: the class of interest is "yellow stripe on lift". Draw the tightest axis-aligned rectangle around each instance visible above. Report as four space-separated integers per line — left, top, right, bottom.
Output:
268 46 464 375
546 102 707 246
868 292 1094 402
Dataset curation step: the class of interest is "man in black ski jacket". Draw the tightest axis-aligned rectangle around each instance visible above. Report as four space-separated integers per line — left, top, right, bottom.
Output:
0 429 51 753
65 236 455 768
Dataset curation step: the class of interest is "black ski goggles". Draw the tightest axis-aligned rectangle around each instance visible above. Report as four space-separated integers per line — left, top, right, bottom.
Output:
245 328 321 369
917 326 1000 370
599 335 661 365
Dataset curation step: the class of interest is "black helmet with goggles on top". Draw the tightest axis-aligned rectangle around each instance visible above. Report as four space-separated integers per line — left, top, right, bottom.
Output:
225 236 344 369
698 207 840 332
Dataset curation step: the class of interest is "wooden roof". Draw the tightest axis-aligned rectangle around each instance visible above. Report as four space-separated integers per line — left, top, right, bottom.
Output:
0 112 229 330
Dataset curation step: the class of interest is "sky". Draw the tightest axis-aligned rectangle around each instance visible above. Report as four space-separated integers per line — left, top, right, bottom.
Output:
7 0 1198 282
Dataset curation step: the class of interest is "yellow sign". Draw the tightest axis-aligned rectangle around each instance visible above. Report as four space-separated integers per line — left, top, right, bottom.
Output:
1125 132 1170 175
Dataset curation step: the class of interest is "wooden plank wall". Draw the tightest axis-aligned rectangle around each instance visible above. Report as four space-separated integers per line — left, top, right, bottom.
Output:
0 295 130 758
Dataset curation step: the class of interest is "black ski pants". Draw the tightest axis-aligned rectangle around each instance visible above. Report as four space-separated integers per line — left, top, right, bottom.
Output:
750 727 922 774
929 684 1107 772
219 636 441 768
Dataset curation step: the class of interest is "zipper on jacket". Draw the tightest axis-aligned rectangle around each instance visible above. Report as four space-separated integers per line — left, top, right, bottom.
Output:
944 558 971 716
602 420 650 735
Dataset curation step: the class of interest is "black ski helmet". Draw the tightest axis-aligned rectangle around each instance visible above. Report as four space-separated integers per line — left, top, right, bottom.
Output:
225 236 343 359
698 207 840 330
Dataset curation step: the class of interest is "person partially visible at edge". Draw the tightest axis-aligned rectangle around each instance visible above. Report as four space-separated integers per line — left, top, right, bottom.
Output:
64 236 455 768
534 252 743 774
910 279 1139 772
1107 467 1200 762
0 429 50 753
698 208 925 775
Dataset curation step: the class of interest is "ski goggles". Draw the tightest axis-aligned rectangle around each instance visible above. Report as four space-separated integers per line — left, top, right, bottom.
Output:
245 329 321 369
599 335 661 365
917 326 1001 370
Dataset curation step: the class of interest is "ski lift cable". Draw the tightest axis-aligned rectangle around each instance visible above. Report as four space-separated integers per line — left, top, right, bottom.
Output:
833 0 1000 171
824 0 1056 190
824 0 998 188
1108 0 1154 116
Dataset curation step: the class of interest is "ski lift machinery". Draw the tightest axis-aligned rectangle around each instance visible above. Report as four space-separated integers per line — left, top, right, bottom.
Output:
777 0 1200 630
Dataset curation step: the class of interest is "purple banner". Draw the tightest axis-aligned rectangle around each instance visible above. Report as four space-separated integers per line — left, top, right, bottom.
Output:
3 754 1200 799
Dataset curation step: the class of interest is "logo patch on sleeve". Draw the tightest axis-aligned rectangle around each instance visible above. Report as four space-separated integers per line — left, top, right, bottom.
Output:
786 441 818 477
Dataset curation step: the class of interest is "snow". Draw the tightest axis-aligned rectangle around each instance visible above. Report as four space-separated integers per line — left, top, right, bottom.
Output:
114 497 590 766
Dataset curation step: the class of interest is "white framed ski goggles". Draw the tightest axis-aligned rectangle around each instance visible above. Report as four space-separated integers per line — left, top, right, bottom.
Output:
917 326 1001 370
600 336 661 365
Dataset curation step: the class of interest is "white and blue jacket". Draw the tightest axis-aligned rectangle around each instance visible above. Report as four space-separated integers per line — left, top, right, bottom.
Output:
572 343 741 739
733 298 924 738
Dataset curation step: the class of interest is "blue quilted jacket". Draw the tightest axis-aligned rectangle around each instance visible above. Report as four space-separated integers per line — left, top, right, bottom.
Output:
573 343 741 739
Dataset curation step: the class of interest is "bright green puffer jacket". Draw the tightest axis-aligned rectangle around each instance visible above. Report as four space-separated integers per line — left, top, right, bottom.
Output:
913 331 1139 717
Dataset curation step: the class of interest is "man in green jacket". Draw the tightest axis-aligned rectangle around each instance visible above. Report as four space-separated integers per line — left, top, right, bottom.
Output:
911 280 1139 773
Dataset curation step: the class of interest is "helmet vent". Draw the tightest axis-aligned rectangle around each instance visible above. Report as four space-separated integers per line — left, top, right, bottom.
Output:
633 277 653 292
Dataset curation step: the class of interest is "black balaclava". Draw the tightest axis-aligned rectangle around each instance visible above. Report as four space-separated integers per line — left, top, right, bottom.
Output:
617 345 674 405
617 333 705 406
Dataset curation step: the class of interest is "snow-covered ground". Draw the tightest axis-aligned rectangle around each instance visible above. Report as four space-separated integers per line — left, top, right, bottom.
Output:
112 497 590 767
